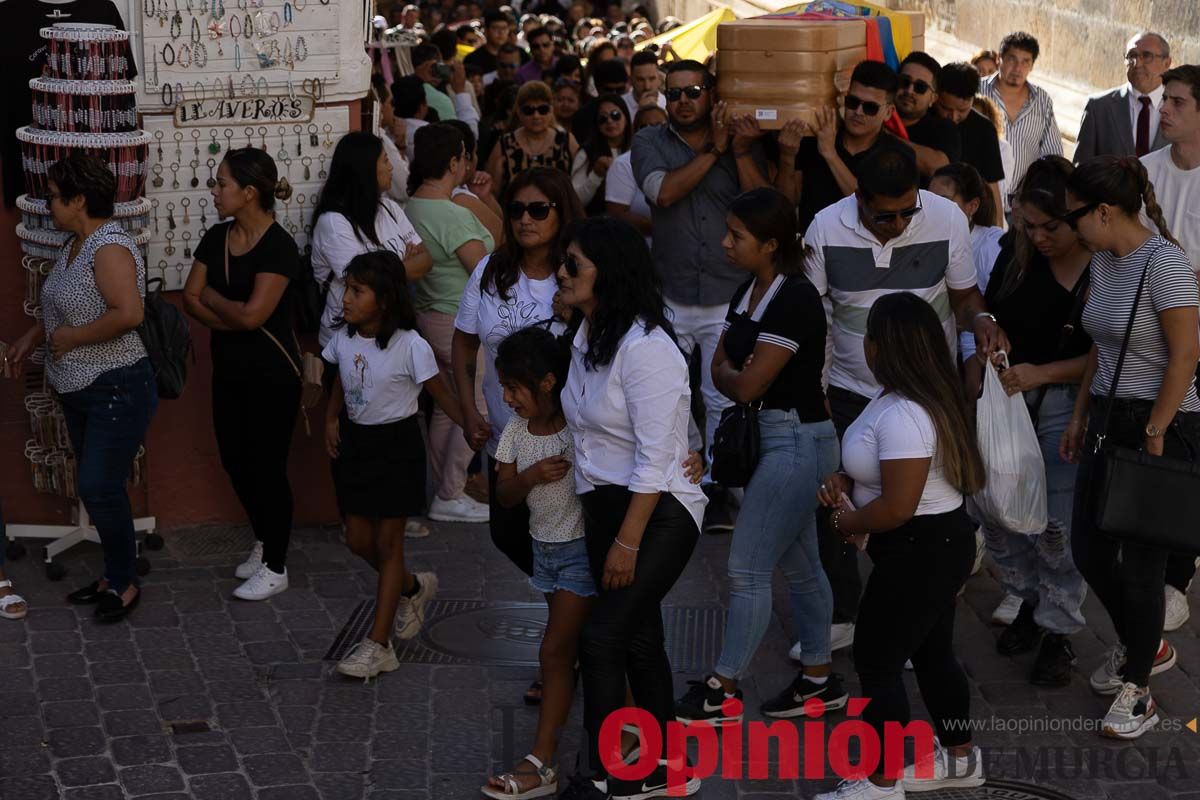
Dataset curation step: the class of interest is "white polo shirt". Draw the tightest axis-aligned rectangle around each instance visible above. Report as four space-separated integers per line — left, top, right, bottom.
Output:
804 190 976 397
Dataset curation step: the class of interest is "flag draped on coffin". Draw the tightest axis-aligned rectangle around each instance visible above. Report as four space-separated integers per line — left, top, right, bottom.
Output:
634 7 736 63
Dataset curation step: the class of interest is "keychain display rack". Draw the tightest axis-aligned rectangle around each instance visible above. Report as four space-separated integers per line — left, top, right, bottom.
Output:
9 22 158 579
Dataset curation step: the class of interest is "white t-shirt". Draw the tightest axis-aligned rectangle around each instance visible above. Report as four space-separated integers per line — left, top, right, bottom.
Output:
841 391 963 517
494 417 585 543
453 255 562 454
311 198 422 346
1141 147 1200 273
605 151 652 248
959 225 1005 361
321 327 439 424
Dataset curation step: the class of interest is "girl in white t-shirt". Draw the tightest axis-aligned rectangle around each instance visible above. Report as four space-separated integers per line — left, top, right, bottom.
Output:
322 251 464 681
814 293 987 800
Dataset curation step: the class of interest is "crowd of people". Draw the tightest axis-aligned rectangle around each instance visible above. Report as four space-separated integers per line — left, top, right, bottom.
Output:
3 2 1200 799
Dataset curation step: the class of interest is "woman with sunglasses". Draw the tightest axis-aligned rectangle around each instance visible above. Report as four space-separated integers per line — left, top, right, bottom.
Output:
968 157 1094 687
1060 156 1199 739
407 123 497 524
573 93 632 214
453 167 585 575
485 81 581 197
556 217 707 800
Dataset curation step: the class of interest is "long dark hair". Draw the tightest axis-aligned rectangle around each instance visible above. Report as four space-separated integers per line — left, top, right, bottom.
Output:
991 155 1074 301
332 250 417 348
566 216 675 370
865 293 985 495
495 324 570 412
1068 155 1180 248
727 187 802 275
312 132 385 246
406 122 466 197
931 162 994 229
584 93 632 169
482 167 584 301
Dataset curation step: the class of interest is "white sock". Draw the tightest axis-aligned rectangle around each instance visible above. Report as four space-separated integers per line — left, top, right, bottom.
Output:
805 673 828 685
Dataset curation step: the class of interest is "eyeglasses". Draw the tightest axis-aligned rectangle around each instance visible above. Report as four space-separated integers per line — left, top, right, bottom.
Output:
844 94 883 116
520 104 552 116
898 75 933 95
1060 202 1100 230
597 109 624 123
665 85 705 102
507 200 557 221
864 193 923 225
562 253 591 276
1125 50 1166 64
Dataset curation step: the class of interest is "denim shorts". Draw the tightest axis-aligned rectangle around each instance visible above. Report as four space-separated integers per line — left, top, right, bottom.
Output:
530 537 597 597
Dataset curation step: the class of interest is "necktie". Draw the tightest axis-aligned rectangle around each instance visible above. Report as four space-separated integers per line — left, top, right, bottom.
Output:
1136 95 1151 157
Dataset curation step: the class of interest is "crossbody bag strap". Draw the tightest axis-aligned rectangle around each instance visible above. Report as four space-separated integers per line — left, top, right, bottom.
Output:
1094 243 1164 448
226 226 302 379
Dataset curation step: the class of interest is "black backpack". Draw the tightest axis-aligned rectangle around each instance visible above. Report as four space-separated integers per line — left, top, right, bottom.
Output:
137 276 193 399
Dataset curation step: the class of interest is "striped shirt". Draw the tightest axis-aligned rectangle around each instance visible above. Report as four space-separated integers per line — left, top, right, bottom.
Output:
804 190 976 397
1082 236 1200 410
980 73 1063 193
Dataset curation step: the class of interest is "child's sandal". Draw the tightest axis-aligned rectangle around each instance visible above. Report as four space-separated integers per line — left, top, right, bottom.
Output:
0 580 28 620
481 754 558 798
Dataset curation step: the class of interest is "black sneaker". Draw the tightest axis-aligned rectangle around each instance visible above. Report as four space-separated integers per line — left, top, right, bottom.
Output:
702 485 735 533
996 600 1042 655
1031 633 1077 687
609 762 701 799
558 772 608 800
675 675 743 723
761 672 848 718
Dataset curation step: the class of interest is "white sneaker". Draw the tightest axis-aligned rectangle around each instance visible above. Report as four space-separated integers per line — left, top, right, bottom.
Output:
831 623 855 652
815 778 904 800
902 741 984 792
336 638 400 680
428 495 489 523
1102 682 1159 739
234 542 264 579
991 594 1023 626
232 565 288 601
1164 585 1190 632
395 571 438 639
970 529 986 576
405 520 430 538
1089 643 1127 696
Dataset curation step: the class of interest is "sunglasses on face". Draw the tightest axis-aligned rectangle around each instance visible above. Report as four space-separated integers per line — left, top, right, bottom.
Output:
665 85 705 102
844 94 883 116
1060 202 1100 230
898 75 933 95
521 104 552 116
562 253 589 276
597 109 624 123
865 194 923 225
508 200 557 221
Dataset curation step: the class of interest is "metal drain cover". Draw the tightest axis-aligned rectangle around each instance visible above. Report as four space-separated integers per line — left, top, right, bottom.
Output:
168 526 256 558
931 781 1079 800
423 602 548 666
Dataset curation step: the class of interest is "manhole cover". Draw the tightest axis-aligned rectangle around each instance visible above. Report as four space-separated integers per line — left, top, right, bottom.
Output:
326 601 726 670
931 780 1079 800
168 527 256 558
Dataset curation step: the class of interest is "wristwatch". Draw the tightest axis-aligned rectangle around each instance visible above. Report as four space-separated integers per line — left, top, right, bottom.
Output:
1145 422 1165 438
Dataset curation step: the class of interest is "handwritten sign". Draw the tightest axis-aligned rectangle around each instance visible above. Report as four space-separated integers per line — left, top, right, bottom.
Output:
174 96 315 127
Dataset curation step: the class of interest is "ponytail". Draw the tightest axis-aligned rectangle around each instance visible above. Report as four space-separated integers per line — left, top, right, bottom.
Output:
1070 155 1181 248
1129 158 1182 249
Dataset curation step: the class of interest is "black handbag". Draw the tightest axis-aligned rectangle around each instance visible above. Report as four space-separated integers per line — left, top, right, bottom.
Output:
710 403 760 488
1086 244 1200 552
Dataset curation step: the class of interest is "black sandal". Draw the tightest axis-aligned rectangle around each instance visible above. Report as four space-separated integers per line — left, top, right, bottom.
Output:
523 680 543 706
67 581 106 605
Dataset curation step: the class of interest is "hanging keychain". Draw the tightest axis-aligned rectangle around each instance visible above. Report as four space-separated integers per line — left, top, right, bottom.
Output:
164 229 176 255
182 231 193 259
296 193 306 227
199 198 208 225
322 123 333 148
151 164 164 188
169 163 181 190
258 126 268 149
205 158 217 188
318 153 327 179
151 199 160 233
244 126 255 147
154 130 164 162
208 129 220 154
191 129 201 158
173 131 184 160
300 155 312 181
294 124 304 156
277 130 289 162
308 123 319 147
181 198 191 225
189 160 199 188
166 203 177 230
223 128 234 151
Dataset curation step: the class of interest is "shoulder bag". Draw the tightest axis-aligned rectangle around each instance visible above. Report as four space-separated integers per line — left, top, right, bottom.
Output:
711 402 760 489
1085 244 1200 552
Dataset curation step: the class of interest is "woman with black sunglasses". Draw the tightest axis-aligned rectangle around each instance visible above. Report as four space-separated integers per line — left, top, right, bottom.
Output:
573 93 632 214
452 167 585 576
485 81 581 197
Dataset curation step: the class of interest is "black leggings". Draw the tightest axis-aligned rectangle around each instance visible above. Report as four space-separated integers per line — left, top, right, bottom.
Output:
212 373 300 572
853 506 975 749
579 486 700 778
487 455 533 576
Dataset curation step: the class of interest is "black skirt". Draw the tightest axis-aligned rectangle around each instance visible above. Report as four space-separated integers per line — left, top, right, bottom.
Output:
331 413 426 518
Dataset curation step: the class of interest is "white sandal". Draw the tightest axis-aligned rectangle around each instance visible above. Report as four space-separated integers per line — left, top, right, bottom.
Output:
481 754 558 799
0 580 28 620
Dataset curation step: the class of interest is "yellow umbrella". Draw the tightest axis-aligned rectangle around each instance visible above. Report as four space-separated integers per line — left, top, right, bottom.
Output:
634 6 736 63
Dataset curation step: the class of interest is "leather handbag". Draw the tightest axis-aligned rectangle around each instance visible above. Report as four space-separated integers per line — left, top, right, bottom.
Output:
1086 244 1200 552
710 403 761 488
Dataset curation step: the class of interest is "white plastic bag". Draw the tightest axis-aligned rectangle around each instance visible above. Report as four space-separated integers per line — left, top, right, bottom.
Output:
968 356 1048 535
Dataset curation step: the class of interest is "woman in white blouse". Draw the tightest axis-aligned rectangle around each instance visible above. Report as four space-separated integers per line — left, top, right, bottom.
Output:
556 217 706 800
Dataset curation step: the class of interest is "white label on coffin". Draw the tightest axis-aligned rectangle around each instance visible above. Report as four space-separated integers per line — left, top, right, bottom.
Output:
175 97 315 126
755 109 778 121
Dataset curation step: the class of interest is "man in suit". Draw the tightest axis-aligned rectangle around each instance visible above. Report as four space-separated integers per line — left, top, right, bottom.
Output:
1075 32 1172 161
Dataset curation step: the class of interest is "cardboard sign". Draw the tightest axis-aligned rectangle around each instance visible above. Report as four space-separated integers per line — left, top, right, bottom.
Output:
174 96 315 127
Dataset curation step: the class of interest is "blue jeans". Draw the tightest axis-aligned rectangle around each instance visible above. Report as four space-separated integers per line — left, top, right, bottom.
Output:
58 359 158 594
715 411 840 678
530 537 597 597
982 385 1087 635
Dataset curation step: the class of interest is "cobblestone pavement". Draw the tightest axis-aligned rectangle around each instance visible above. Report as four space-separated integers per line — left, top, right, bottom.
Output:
2 520 1199 800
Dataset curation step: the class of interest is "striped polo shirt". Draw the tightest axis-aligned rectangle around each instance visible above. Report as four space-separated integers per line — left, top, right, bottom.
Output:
980 73 1064 193
804 190 977 397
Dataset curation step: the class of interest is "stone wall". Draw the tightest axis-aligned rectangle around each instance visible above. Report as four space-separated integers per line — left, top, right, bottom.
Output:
885 0 1200 91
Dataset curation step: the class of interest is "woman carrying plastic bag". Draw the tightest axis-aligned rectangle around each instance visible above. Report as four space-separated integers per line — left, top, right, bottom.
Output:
969 160 1092 689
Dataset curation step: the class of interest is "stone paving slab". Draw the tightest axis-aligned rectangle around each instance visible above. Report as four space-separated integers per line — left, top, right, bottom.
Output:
0 520 1198 799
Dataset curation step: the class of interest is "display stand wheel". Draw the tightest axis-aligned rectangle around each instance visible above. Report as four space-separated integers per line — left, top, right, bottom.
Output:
135 556 151 577
144 533 164 551
45 558 67 581
5 539 27 561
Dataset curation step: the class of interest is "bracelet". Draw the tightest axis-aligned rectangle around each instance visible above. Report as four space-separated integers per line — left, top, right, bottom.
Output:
974 312 998 324
613 538 640 553
830 509 845 532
